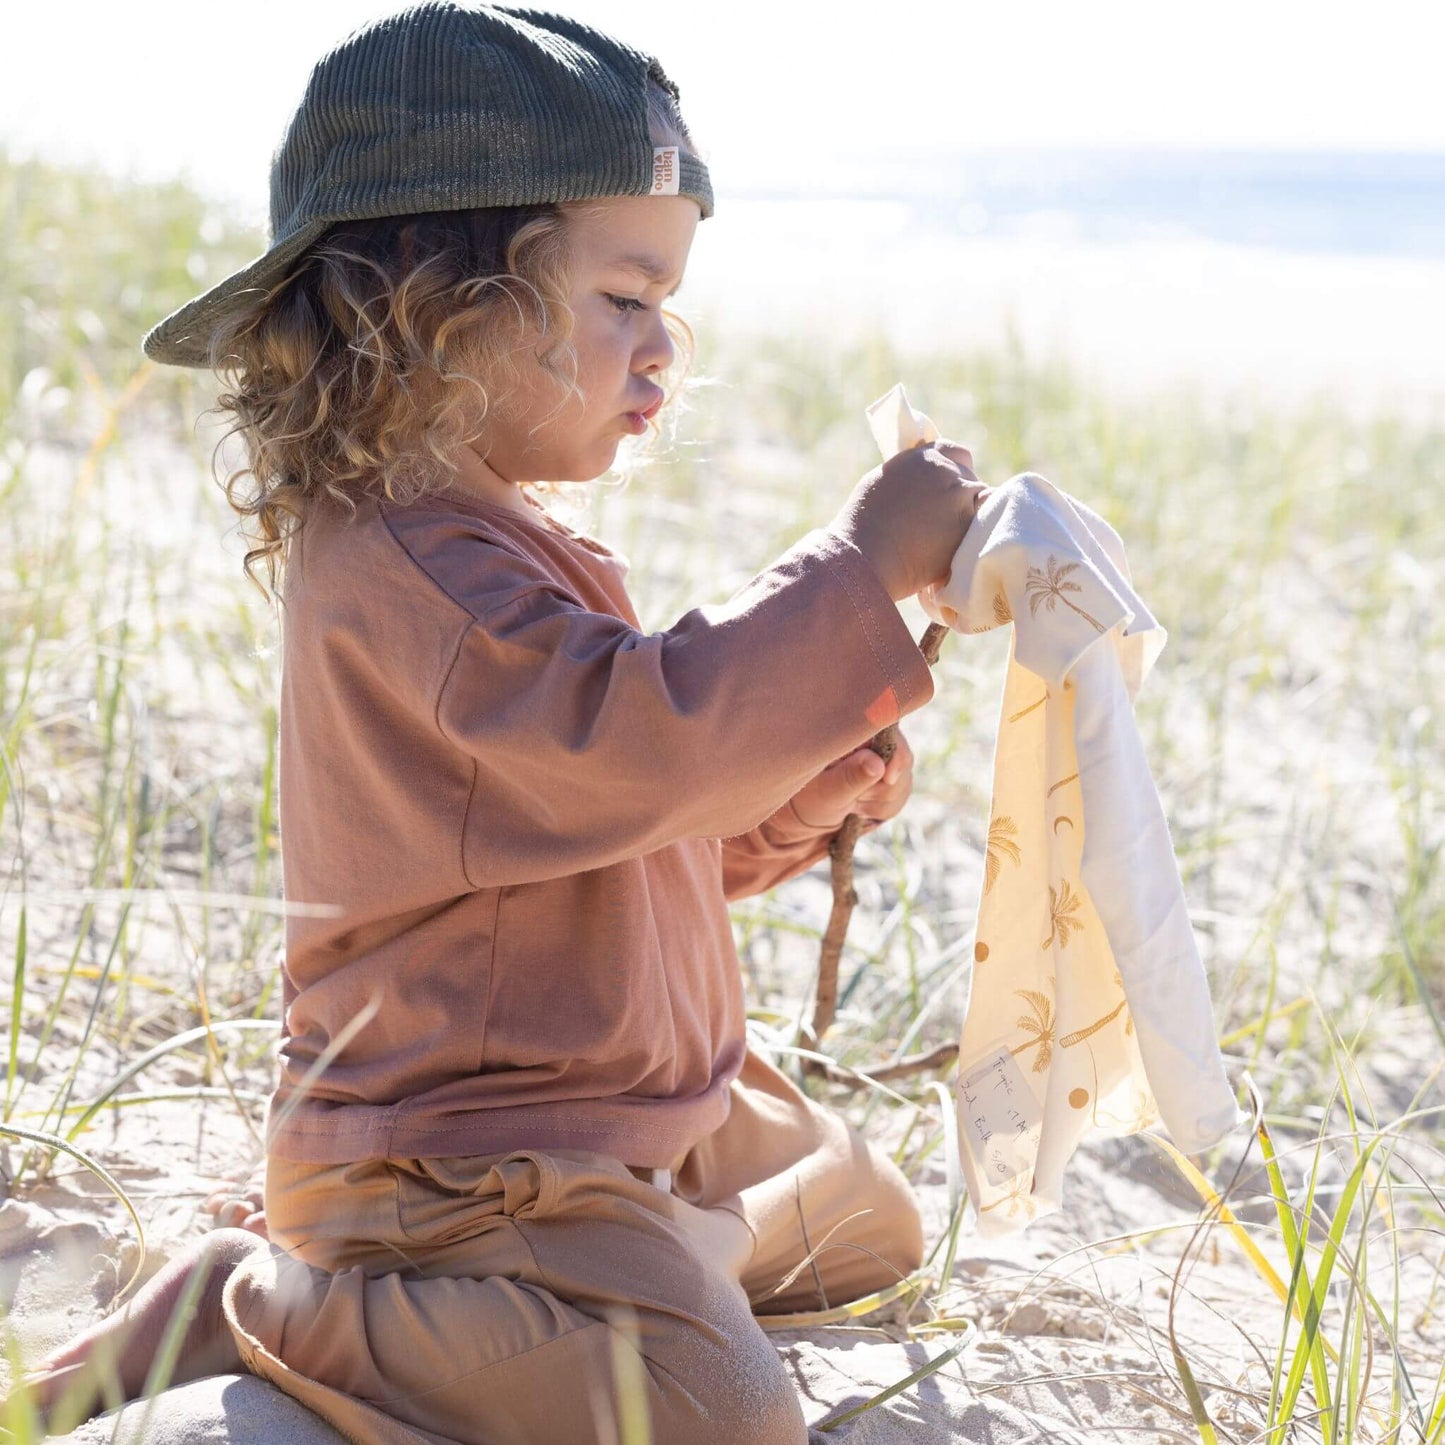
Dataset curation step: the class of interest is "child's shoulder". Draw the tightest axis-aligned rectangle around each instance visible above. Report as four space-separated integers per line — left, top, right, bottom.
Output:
393 485 622 560
287 483 631 627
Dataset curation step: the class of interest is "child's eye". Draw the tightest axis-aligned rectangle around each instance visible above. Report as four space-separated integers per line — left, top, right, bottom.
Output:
604 293 647 314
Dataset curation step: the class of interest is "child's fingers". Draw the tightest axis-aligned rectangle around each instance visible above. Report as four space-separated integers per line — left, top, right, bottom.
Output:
842 747 884 784
883 734 913 785
931 439 979 482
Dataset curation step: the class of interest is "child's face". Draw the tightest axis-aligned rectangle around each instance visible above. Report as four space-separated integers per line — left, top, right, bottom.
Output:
465 193 699 487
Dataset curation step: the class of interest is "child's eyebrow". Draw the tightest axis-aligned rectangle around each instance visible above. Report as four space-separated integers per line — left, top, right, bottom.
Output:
609 252 683 296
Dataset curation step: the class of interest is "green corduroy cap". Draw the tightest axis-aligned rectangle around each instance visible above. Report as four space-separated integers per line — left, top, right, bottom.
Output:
142 1 714 368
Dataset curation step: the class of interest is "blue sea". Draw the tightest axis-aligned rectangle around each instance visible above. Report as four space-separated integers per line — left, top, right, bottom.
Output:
683 149 1445 415
729 149 1445 260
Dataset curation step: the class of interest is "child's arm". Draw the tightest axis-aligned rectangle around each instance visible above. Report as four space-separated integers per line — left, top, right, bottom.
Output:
430 527 934 888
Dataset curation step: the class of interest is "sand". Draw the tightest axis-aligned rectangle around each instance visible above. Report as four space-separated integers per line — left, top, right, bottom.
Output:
4 1023 1442 1445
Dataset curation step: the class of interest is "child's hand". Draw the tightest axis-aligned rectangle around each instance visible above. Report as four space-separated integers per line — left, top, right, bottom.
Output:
787 731 915 832
830 442 987 602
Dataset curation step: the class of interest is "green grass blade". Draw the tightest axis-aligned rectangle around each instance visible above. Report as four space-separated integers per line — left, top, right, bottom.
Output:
4 902 25 1118
814 1336 972 1434
1173 1349 1220 1445
1256 1106 1334 1437
64 1018 279 1140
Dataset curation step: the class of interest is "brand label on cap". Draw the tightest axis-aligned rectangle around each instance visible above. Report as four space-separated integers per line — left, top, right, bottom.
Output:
651 147 680 196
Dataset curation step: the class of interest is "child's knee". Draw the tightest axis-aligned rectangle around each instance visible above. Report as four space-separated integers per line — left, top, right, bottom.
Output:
841 1149 926 1297
869 1149 926 1272
643 1321 805 1445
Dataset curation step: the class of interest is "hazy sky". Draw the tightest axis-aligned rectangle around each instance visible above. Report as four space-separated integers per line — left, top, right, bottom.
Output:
3 0 1441 222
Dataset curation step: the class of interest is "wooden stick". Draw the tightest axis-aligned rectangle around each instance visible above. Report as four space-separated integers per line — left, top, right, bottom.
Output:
831 1041 960 1087
802 620 952 1069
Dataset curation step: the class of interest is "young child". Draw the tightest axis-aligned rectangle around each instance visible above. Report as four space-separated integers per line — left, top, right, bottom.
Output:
15 5 986 1441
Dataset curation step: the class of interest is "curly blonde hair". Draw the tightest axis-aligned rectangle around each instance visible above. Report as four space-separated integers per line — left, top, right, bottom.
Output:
207 76 700 604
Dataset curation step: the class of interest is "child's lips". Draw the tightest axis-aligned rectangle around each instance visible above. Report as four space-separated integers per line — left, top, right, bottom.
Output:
621 395 663 435
628 393 665 422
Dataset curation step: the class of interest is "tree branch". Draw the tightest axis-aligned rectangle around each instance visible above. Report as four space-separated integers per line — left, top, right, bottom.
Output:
802 620 951 1076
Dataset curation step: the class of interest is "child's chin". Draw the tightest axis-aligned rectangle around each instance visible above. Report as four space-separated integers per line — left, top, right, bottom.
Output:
570 440 622 481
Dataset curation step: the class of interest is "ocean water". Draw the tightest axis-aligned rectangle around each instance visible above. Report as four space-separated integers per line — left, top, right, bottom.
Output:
785 150 1445 259
680 150 1445 418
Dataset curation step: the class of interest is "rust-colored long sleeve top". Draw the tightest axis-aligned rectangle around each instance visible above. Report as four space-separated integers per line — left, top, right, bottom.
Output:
267 483 935 1167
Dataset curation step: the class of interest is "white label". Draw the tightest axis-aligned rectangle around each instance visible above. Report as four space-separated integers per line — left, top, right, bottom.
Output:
651 146 680 195
957 1047 1043 1185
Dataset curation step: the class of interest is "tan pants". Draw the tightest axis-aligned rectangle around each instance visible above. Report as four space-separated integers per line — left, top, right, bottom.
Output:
222 1047 924 1445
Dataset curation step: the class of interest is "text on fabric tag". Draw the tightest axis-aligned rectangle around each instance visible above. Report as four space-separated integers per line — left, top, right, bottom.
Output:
958 1047 1044 1184
651 147 680 195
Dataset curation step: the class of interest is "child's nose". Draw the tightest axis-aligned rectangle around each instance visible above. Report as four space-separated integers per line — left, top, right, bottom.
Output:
634 308 675 375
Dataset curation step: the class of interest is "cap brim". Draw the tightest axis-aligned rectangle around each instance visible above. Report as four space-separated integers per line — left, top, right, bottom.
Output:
141 219 334 369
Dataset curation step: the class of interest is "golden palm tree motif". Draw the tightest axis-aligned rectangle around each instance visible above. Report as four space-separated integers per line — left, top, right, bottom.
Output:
1059 998 1128 1048
1009 989 1054 1073
992 587 1013 626
1114 1088 1157 1132
977 1172 1032 1216
1046 772 1079 799
1041 879 1085 949
1025 555 1106 632
1094 1086 1157 1134
1007 692 1048 723
984 815 1022 895
1112 970 1135 1036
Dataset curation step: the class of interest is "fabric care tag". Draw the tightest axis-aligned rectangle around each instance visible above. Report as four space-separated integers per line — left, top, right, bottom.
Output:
957 1047 1044 1187
651 146 680 195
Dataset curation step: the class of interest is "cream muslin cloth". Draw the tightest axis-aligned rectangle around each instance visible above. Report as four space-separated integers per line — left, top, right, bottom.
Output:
865 384 1244 1237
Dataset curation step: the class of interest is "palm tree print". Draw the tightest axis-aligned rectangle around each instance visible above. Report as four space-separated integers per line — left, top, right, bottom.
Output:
978 1172 1032 1216
992 587 1013 625
1112 970 1135 1036
1116 1088 1157 1132
1046 772 1079 799
1025 555 1106 632
1041 879 1085 949
985 815 1022 895
1010 989 1055 1073
1059 998 1127 1048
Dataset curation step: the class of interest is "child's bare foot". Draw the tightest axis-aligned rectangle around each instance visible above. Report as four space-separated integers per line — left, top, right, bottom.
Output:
203 1161 268 1239
4 1227 268 1435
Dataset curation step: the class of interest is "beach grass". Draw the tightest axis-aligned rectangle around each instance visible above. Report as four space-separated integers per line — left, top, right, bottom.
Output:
2 148 1444 1442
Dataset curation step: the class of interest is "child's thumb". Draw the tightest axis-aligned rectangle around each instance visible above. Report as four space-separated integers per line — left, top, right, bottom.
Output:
852 749 886 786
